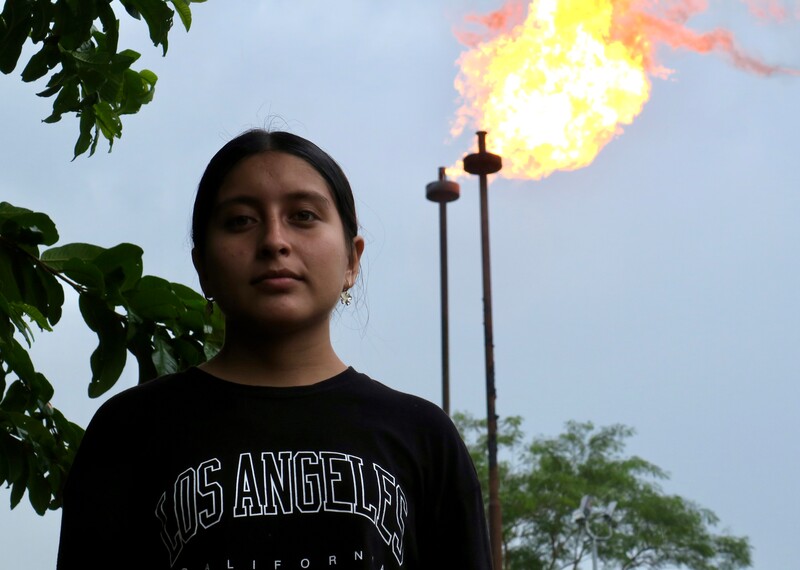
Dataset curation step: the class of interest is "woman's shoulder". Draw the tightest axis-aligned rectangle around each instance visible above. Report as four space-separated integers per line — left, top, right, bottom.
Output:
88 369 196 425
347 369 458 428
350 368 435 402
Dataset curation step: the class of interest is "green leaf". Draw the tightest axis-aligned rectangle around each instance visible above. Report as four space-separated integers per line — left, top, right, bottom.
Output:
126 287 180 322
0 379 30 414
119 67 157 114
0 247 24 303
137 275 171 290
0 296 32 347
29 0 54 42
41 242 104 270
0 203 59 246
170 0 191 31
0 0 34 74
127 0 174 54
139 68 157 85
28 371 54 405
44 76 80 124
56 0 95 51
70 45 111 66
0 338 36 383
81 68 108 95
0 435 9 484
36 82 62 98
9 475 27 509
35 262 64 326
35 67 67 98
27 460 51 514
152 333 178 375
109 48 141 72
61 258 104 292
16 303 51 334
119 0 142 21
93 243 143 293
73 103 96 157
172 336 203 367
2 435 25 486
126 321 158 384
15 257 54 322
96 0 119 54
79 295 127 397
20 42 59 83
170 282 203 302
93 100 123 141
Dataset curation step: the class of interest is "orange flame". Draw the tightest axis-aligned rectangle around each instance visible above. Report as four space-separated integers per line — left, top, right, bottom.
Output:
449 0 798 180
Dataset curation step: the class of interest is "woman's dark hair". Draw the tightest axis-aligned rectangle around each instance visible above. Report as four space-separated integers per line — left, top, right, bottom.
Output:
192 130 358 254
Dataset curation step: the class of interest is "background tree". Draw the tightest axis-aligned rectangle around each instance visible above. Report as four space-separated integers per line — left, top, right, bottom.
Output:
0 0 220 515
454 414 752 570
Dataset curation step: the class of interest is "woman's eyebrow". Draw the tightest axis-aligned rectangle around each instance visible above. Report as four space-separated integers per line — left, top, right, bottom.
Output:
213 195 262 210
214 191 332 210
283 190 332 208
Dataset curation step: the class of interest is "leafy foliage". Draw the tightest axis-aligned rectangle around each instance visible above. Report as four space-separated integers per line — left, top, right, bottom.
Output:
0 0 206 157
454 414 752 570
0 0 219 517
0 203 223 514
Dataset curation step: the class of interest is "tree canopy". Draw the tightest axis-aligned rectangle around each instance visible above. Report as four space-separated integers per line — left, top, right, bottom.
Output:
0 0 220 515
454 414 752 570
1 0 206 157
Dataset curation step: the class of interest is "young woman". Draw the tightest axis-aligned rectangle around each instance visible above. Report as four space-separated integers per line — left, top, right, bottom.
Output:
57 130 491 569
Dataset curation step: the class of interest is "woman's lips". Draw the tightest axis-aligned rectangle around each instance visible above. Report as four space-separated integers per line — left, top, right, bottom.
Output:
251 270 302 289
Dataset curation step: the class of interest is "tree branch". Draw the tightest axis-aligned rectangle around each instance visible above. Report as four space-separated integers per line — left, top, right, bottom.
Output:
0 235 85 295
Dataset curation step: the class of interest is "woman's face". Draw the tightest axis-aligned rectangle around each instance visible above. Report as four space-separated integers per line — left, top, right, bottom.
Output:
193 151 364 336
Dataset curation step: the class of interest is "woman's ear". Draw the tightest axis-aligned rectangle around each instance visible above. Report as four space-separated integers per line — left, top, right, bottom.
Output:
191 248 211 297
346 236 365 287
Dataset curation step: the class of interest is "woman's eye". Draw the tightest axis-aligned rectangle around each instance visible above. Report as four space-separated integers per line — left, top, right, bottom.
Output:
224 215 256 230
293 210 318 222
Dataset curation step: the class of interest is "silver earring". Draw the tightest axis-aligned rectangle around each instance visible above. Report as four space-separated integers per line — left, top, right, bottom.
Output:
340 290 352 306
205 296 215 316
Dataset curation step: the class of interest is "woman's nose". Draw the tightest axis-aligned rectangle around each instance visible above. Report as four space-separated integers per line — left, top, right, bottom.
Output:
259 217 291 256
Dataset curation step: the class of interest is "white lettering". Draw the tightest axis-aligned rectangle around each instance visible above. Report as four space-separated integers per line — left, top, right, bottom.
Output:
157 453 411 566
394 484 408 564
321 451 354 513
155 491 184 564
198 459 224 528
294 452 322 513
176 468 198 541
351 456 377 522
234 453 264 517
262 452 294 515
373 464 395 545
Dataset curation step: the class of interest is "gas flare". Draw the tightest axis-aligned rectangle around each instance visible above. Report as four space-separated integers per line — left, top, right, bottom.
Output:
450 0 798 180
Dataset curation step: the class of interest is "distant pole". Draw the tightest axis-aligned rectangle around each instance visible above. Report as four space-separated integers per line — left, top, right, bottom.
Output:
463 131 503 569
426 168 460 415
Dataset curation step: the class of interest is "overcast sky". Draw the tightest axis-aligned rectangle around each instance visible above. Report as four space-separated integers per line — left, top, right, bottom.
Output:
1 1 799 568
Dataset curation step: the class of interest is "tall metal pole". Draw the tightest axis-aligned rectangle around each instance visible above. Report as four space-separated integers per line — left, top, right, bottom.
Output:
426 168 460 415
463 131 503 569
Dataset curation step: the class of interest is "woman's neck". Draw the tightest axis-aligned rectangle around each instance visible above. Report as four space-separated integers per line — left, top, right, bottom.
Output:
199 324 347 387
